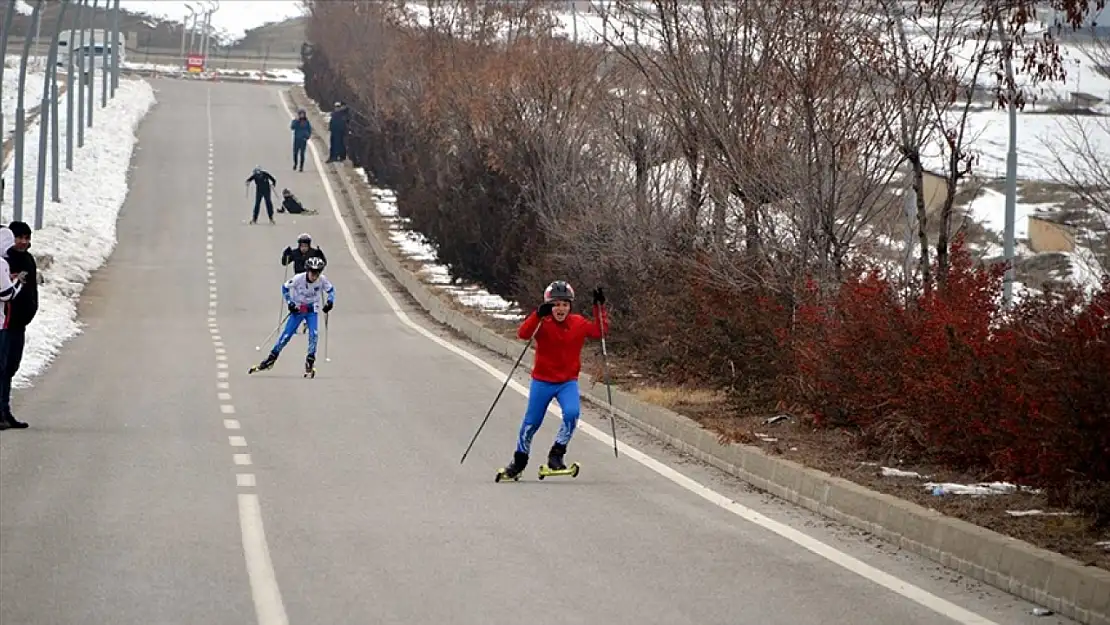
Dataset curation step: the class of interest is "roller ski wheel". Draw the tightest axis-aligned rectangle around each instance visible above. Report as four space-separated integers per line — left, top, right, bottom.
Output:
304 368 316 379
495 451 528 483
249 353 278 374
538 462 581 480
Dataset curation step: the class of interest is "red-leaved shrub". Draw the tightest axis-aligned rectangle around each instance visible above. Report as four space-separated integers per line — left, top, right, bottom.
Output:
790 237 1110 516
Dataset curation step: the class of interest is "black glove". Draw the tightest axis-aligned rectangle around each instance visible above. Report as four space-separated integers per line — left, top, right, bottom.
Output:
537 302 554 318
287 302 297 313
592 287 605 305
323 301 333 313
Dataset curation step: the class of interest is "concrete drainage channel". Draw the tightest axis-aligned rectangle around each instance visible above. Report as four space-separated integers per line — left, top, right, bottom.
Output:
287 86 1110 625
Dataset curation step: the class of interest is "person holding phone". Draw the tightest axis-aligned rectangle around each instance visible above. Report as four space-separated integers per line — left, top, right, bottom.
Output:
0 225 28 430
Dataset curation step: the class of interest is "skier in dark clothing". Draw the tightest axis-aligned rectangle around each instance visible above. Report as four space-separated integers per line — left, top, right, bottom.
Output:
290 109 311 172
0 222 33 430
281 232 327 274
246 166 277 224
281 232 327 333
280 188 314 215
327 102 349 162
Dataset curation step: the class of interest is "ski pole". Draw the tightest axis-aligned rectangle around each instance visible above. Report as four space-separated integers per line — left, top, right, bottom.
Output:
279 264 289 324
255 312 290 352
324 311 330 362
459 319 543 465
599 305 619 458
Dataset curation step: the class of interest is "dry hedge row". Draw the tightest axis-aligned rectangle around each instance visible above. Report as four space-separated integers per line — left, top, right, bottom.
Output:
301 1 1110 520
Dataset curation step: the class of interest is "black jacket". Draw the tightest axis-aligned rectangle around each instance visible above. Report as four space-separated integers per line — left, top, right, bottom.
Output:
281 246 327 274
5 248 37 329
247 171 277 195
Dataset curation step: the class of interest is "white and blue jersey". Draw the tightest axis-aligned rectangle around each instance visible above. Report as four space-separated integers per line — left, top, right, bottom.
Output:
282 272 335 311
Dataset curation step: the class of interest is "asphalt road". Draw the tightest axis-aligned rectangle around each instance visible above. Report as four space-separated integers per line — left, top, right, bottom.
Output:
0 78 1080 625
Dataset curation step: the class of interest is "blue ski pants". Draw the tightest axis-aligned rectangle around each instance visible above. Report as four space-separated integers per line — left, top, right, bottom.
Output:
272 310 319 357
293 138 307 170
516 379 581 455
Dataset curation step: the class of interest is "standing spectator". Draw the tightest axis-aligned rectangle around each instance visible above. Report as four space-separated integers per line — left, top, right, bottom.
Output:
0 225 28 430
290 108 312 172
327 101 349 163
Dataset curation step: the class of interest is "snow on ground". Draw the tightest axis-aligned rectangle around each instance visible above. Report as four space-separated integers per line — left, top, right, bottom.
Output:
962 187 1109 297
2 61 48 143
120 61 303 84
349 167 525 321
0 78 156 389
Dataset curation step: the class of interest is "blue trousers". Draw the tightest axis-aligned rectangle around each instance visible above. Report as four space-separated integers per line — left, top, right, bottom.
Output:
272 311 319 357
516 379 580 455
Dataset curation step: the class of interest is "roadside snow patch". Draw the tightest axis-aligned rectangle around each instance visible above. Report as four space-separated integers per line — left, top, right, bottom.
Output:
925 481 1041 496
0 78 156 389
352 167 525 321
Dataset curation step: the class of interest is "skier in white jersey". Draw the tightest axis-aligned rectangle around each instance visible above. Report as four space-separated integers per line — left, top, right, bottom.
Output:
249 256 335 377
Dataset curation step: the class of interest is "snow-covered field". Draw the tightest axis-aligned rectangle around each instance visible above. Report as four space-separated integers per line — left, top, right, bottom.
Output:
0 78 156 389
921 109 1110 182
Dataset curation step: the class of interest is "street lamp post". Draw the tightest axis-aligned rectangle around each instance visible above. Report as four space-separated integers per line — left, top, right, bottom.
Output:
13 0 46 221
110 0 120 93
86 0 99 129
36 0 73 227
0 0 19 197
180 4 197 67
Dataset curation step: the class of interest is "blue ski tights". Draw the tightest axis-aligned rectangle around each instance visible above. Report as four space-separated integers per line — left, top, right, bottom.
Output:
516 379 580 455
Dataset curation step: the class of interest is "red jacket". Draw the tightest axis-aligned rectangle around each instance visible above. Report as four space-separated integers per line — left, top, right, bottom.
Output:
517 304 609 383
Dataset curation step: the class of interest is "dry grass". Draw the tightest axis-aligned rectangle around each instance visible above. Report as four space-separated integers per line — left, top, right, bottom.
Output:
632 386 728 409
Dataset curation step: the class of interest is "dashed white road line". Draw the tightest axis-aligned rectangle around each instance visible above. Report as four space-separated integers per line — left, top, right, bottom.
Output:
210 87 289 625
279 90 1001 625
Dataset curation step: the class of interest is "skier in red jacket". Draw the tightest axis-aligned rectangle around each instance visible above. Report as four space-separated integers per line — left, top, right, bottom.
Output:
498 280 608 479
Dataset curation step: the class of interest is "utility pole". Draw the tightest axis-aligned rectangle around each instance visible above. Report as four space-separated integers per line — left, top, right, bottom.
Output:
180 3 197 67
996 14 1019 306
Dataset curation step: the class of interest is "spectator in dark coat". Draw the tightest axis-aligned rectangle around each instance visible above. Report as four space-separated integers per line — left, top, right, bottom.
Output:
290 108 312 172
327 101 349 163
0 221 33 430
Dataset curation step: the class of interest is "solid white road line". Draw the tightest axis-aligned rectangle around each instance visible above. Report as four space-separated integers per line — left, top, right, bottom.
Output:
279 89 1000 625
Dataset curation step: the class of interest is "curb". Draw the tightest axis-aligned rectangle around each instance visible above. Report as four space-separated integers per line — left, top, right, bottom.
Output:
287 86 1110 625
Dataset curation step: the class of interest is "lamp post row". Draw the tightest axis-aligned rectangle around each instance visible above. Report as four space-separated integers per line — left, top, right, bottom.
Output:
1 0 216 231
1 0 126 229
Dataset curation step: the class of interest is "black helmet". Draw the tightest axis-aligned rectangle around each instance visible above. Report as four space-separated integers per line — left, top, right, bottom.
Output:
305 257 325 272
543 280 575 303
297 232 312 245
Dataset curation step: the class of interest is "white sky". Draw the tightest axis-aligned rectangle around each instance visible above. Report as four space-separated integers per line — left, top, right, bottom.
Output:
118 1 305 42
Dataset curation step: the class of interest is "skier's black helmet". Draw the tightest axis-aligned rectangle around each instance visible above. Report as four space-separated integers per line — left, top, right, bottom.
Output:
297 232 312 245
305 257 325 273
543 280 575 303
